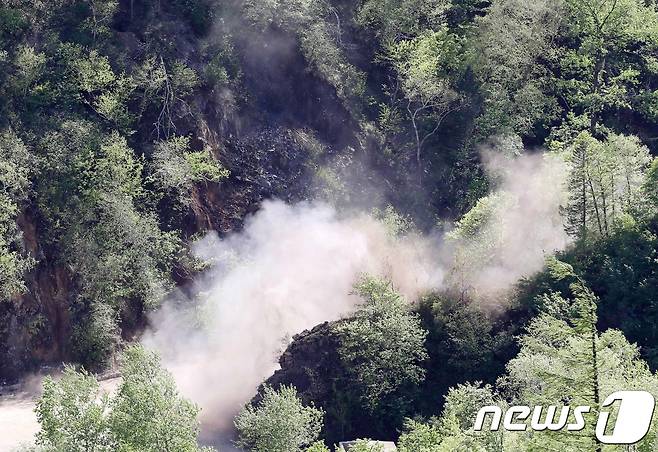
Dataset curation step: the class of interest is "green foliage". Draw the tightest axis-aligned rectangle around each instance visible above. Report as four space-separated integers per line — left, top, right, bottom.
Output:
372 204 413 237
555 130 653 238
559 0 658 130
644 158 658 210
499 264 658 450
185 149 230 183
385 29 464 164
0 130 33 301
4 1 658 449
299 21 366 102
34 121 181 368
429 295 510 384
151 136 229 205
243 0 365 105
305 441 330 452
39 122 179 306
397 382 505 451
68 48 135 128
397 420 443 452
80 0 118 42
518 215 658 368
235 384 324 452
387 29 463 103
70 302 120 370
151 136 197 196
0 0 233 375
0 6 28 40
337 440 385 452
133 58 199 139
11 45 46 98
35 346 211 452
356 0 450 40
337 276 428 415
35 366 114 452
471 0 562 137
111 346 207 452
409 265 658 450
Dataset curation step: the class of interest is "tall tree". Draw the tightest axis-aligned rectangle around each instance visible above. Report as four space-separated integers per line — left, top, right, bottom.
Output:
336 276 428 420
385 29 464 169
111 346 209 452
500 258 658 450
557 131 652 238
471 0 563 138
356 0 450 41
400 259 658 451
35 367 115 452
560 0 658 132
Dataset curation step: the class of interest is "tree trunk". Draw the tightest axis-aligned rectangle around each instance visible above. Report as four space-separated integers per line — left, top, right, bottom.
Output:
592 309 601 452
590 54 605 135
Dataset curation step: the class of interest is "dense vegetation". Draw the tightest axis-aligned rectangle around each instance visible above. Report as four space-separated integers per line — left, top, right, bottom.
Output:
1 0 658 450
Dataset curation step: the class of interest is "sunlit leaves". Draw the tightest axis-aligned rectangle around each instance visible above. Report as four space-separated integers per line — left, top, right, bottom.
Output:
235 385 324 452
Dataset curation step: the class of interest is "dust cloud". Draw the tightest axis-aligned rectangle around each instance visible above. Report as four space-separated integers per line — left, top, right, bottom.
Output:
141 151 569 446
445 150 570 300
0 150 570 451
142 200 444 441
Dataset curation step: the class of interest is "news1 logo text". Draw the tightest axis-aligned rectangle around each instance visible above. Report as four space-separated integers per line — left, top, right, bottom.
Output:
474 391 656 444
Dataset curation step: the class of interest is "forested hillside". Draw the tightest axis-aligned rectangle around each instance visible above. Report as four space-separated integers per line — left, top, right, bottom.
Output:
1 0 658 450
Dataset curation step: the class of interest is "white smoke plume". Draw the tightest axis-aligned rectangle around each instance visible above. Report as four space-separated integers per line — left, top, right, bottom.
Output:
141 151 569 447
142 200 443 445
444 150 570 301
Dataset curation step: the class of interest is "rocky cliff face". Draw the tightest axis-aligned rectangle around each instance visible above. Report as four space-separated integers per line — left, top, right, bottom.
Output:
262 322 343 405
0 213 72 381
0 0 361 382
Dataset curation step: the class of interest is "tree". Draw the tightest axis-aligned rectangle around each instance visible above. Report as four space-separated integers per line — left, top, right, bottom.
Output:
11 45 46 98
150 135 229 205
355 0 450 41
0 130 33 301
643 157 658 212
306 441 331 452
445 191 511 298
242 0 365 105
336 276 428 423
35 367 115 452
498 258 658 450
111 346 208 452
81 0 118 43
403 260 658 451
385 29 464 169
560 0 658 132
471 0 562 138
396 382 511 451
556 130 652 238
133 57 199 139
70 302 120 372
36 121 181 368
397 420 444 452
69 47 135 130
337 440 385 452
234 384 324 452
501 258 602 449
34 346 211 452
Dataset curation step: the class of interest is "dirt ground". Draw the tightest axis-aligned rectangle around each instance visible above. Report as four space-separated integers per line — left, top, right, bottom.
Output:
0 390 40 451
